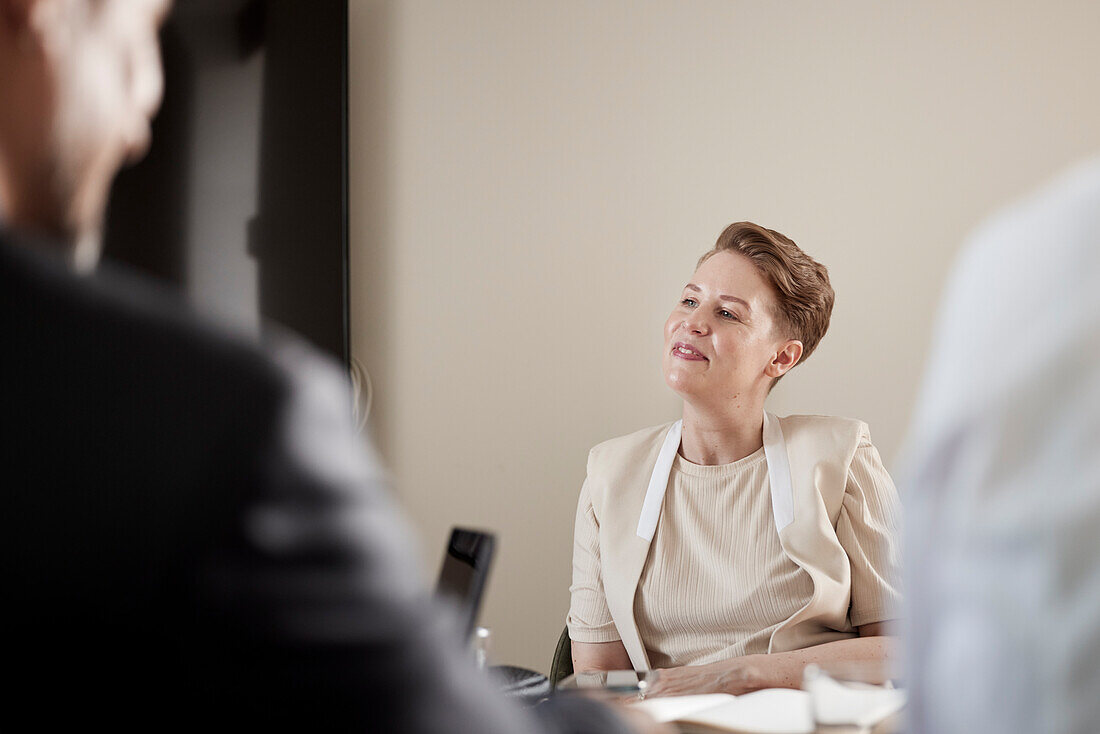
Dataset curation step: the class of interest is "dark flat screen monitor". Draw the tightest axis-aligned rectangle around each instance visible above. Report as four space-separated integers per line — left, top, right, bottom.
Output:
102 0 349 366
435 528 496 640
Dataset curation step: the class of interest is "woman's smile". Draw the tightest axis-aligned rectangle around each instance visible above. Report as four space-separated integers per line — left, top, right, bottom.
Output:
672 342 708 361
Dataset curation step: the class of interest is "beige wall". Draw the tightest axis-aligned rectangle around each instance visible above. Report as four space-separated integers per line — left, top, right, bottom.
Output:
349 0 1100 672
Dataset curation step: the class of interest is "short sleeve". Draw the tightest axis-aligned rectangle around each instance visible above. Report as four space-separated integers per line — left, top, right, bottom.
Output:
566 478 621 643
835 436 904 628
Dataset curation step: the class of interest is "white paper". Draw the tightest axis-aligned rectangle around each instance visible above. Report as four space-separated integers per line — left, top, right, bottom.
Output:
682 689 814 734
631 689 813 734
632 693 736 723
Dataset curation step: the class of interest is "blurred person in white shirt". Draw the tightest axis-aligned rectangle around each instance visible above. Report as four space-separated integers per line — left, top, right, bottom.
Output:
901 156 1100 734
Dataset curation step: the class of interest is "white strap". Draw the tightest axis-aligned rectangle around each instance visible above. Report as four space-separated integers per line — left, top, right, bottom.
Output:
636 412 792 542
636 420 682 541
762 410 794 532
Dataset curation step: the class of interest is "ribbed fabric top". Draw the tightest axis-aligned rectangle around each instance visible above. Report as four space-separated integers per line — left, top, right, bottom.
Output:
634 448 811 667
567 437 902 667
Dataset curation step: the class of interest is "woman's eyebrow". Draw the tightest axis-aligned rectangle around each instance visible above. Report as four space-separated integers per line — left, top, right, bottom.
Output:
685 284 753 314
718 295 751 312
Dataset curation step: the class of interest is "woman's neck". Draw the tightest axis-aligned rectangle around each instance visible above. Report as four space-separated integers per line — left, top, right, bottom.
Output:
679 397 765 465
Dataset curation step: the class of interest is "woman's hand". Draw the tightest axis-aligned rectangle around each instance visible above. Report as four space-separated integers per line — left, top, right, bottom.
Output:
646 656 769 698
645 634 897 697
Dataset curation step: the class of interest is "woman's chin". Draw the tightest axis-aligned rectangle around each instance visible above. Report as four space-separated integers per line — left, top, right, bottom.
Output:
664 372 704 401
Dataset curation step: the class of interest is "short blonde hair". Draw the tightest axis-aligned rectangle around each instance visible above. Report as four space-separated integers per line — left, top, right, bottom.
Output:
698 222 834 365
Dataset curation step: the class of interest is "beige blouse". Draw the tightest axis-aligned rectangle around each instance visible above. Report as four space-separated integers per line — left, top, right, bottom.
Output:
568 432 901 667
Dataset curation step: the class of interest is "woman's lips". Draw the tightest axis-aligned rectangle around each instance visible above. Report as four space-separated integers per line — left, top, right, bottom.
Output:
672 342 707 361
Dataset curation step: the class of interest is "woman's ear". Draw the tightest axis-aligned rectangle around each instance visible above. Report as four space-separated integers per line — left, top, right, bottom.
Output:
766 340 803 378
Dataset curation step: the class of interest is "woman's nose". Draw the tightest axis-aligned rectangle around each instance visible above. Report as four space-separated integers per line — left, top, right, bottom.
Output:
684 315 710 335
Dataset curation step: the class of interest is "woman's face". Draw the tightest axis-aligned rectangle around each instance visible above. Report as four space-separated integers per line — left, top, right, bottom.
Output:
662 250 800 408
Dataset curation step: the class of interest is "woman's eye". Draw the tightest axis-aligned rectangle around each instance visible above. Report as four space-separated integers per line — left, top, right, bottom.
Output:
720 310 739 320
681 298 697 307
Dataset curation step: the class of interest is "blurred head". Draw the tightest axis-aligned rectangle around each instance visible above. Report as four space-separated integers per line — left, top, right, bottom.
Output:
663 222 834 408
0 0 169 268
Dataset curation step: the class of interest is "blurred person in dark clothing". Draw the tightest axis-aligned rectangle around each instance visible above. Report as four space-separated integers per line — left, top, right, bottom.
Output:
0 1 653 731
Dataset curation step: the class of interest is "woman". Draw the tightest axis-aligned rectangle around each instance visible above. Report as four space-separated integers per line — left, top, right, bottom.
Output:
567 222 901 697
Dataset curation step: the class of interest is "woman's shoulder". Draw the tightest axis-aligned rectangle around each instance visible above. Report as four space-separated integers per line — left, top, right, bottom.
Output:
775 413 874 462
583 421 677 508
776 413 870 438
588 420 678 463
584 421 681 481
585 416 874 455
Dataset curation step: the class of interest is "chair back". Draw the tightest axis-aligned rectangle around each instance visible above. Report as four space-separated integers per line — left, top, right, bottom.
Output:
548 626 573 688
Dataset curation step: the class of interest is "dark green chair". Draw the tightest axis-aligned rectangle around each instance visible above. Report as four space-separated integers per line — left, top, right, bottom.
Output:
549 626 573 688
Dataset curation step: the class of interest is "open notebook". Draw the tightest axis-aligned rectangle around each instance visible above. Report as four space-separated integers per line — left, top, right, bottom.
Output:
630 684 905 734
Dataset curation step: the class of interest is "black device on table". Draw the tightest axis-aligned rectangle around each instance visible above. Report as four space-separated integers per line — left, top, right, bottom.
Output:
433 527 550 704
435 527 496 639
